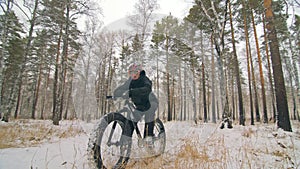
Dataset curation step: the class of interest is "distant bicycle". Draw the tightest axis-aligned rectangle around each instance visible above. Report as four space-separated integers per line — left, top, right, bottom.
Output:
88 95 166 169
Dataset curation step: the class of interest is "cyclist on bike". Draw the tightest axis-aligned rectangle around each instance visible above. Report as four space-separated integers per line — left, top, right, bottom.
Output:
113 63 158 147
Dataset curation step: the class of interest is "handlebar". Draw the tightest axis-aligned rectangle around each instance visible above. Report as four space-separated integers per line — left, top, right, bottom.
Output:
106 92 129 100
106 95 135 111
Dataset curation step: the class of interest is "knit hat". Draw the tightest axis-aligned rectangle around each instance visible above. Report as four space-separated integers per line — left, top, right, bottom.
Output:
128 63 142 74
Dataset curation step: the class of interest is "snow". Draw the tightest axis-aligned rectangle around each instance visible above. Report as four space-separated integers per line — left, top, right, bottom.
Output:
0 119 299 169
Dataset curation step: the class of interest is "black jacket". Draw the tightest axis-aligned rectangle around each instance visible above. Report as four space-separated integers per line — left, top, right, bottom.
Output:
114 70 158 111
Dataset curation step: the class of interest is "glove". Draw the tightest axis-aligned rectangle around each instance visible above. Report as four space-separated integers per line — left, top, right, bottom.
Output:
106 96 113 99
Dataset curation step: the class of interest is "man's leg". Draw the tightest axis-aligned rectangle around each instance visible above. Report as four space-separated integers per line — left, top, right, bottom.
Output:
144 121 155 137
144 101 157 137
120 120 135 145
122 107 145 139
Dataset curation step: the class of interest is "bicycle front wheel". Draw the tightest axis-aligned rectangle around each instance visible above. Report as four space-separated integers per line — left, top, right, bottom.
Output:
92 113 132 169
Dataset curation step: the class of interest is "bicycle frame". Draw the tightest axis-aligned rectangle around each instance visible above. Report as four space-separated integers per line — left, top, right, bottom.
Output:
106 98 143 147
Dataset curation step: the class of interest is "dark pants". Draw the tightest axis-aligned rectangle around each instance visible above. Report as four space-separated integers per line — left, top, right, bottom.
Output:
122 101 158 138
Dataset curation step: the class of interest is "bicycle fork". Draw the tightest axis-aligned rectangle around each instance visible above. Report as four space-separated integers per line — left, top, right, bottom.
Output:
107 121 118 147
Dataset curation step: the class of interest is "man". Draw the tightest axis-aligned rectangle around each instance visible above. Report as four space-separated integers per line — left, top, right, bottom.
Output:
114 63 158 146
220 97 233 129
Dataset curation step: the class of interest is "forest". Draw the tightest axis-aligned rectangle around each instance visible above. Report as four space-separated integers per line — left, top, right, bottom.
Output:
0 0 299 132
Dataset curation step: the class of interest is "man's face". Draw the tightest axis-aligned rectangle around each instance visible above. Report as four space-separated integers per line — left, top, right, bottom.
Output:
129 70 140 80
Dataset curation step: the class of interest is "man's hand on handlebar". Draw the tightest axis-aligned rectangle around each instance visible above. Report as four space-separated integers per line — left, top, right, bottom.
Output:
106 96 114 99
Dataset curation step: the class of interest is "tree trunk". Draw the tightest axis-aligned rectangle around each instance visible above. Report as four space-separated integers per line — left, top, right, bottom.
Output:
288 38 299 120
41 67 51 119
191 64 197 123
156 49 160 118
99 59 106 118
231 70 236 121
172 77 175 120
250 8 268 123
242 0 254 125
211 34 216 123
248 41 260 122
264 0 292 131
183 68 187 121
59 1 71 120
179 62 183 121
14 83 22 119
31 62 42 119
52 26 63 125
262 13 276 122
166 38 172 121
229 1 244 125
202 63 208 123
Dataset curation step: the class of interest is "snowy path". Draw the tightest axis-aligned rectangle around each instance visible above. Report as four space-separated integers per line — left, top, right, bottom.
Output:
0 120 299 169
0 134 90 169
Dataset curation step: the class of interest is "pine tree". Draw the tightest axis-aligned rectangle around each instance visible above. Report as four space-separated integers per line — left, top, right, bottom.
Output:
229 1 245 125
151 14 180 121
264 0 292 131
0 11 25 122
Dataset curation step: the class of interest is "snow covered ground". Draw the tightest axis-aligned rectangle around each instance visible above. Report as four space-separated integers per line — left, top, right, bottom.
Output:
0 119 299 169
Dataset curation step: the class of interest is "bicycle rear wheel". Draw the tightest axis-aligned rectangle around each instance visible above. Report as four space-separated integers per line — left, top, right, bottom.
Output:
92 113 132 169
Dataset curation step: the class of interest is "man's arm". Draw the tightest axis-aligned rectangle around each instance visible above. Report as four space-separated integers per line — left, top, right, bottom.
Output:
114 79 130 97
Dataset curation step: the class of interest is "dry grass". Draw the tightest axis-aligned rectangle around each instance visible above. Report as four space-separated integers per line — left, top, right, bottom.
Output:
126 134 229 169
125 122 300 169
241 127 256 137
174 139 226 169
0 119 85 149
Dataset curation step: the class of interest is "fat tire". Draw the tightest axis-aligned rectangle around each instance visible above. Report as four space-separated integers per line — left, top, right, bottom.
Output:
92 113 132 169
